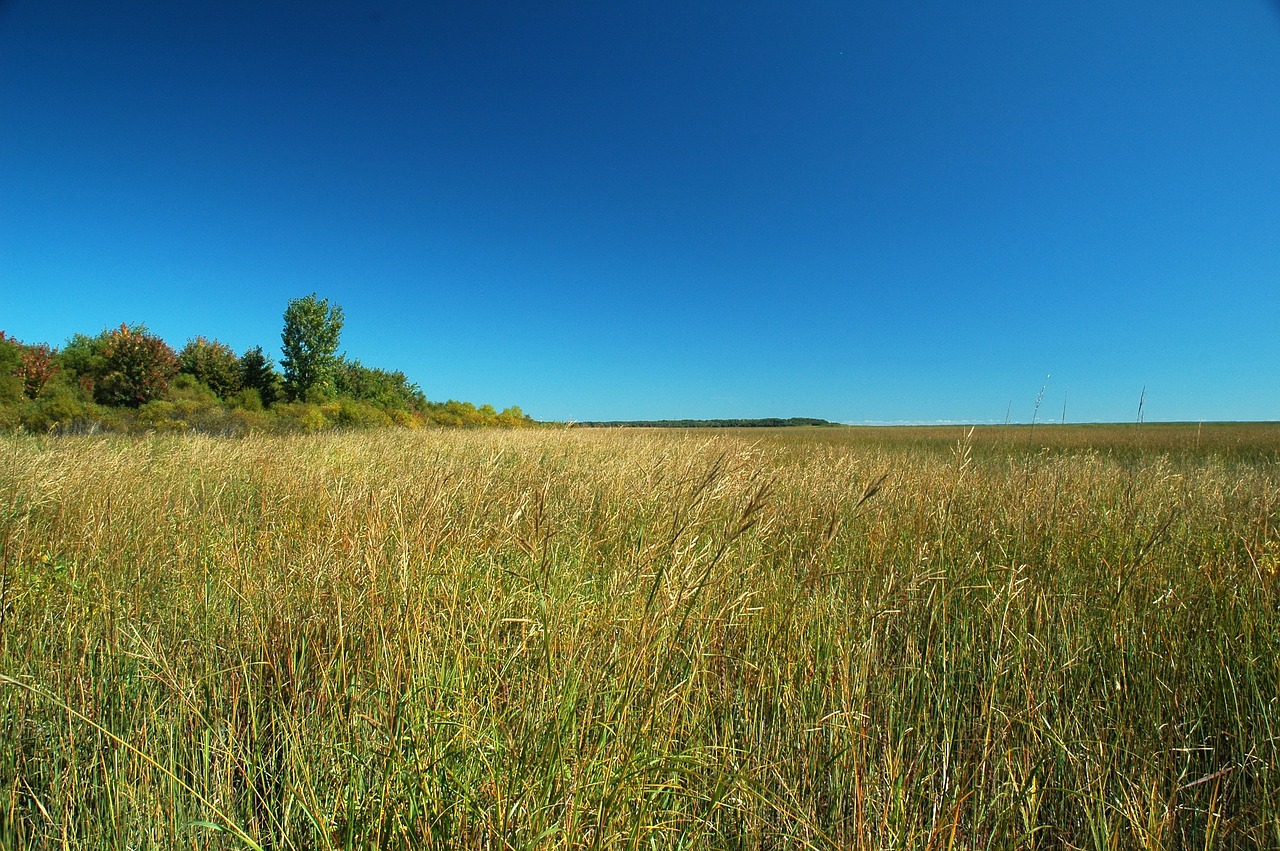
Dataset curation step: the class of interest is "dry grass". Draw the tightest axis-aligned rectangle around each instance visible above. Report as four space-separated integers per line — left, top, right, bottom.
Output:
1 425 1278 848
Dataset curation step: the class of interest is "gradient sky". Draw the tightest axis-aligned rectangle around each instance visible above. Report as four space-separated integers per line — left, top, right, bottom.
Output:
2 1 1278 423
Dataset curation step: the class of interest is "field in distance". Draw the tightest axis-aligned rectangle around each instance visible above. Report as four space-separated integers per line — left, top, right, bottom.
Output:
727 420 1280 458
1 423 1277 848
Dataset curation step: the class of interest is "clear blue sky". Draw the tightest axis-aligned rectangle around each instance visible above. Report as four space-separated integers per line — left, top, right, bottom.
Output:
2 1 1278 423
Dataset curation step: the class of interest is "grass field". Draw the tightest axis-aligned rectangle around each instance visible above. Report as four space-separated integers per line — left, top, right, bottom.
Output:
1 424 1278 849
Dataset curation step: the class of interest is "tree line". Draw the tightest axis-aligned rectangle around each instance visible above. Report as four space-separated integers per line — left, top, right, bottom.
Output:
577 417 837 428
0 294 533 434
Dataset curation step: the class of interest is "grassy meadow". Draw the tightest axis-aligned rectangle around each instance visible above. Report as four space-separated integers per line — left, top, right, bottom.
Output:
1 424 1278 849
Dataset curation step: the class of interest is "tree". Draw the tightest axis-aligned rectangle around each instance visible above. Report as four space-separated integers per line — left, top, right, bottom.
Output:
240 346 283 407
57 332 109 391
19 343 58 398
335 357 426 411
0 332 24 403
280 294 344 401
178 337 242 399
95 324 179 407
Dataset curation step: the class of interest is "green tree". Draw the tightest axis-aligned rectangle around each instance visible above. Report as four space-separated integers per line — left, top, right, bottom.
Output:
240 346 283 407
57 332 109 390
335 357 426 411
178 337 243 399
280 294 344 401
0 332 24 403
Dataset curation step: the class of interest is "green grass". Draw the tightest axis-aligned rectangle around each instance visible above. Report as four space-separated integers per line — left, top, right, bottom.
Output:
1 425 1278 848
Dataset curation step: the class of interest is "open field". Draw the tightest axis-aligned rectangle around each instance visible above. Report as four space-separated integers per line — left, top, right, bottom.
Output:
729 422 1280 462
1 424 1279 849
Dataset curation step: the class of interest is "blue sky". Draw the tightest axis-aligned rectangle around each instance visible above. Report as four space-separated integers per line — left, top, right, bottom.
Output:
2 1 1278 423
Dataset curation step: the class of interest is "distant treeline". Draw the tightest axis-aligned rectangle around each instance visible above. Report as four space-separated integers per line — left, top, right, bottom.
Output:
1 293 533 435
577 417 838 429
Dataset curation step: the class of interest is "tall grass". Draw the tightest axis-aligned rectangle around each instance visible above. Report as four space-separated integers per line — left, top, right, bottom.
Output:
1 426 1277 848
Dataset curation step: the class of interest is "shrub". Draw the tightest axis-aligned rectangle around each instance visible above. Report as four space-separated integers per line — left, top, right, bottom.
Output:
169 373 220 402
271 401 331 433
421 399 530 428
19 386 101 432
229 407 271 434
165 377 245 433
322 398 394 429
388 408 424 429
228 387 265 412
136 400 188 432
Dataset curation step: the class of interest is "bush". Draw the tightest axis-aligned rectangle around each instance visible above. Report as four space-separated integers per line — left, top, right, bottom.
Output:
0 304 534 433
426 399 487 428
0 402 20 430
321 398 393 429
136 400 188 432
19 386 101 433
228 387 265 412
271 401 331 433
422 399 530 428
388 408 424 429
169 373 220 402
229 407 271 434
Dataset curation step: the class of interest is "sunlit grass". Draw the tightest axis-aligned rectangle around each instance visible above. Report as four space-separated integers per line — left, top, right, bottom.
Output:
1 425 1278 848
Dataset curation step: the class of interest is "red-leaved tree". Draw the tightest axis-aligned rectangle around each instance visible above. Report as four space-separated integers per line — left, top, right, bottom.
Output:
19 343 57 398
95 324 179 407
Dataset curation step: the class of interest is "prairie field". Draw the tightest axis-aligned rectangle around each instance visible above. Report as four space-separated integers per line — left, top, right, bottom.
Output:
1 424 1278 849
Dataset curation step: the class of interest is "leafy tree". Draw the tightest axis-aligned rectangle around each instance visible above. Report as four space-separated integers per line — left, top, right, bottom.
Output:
10 341 58 399
178 337 242 399
429 399 488 428
281 294 343 401
0 332 19 364
57 332 110 394
95 324 179 407
0 332 24 403
335 358 426 411
240 346 283 407
0 298 532 433
496 405 533 428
